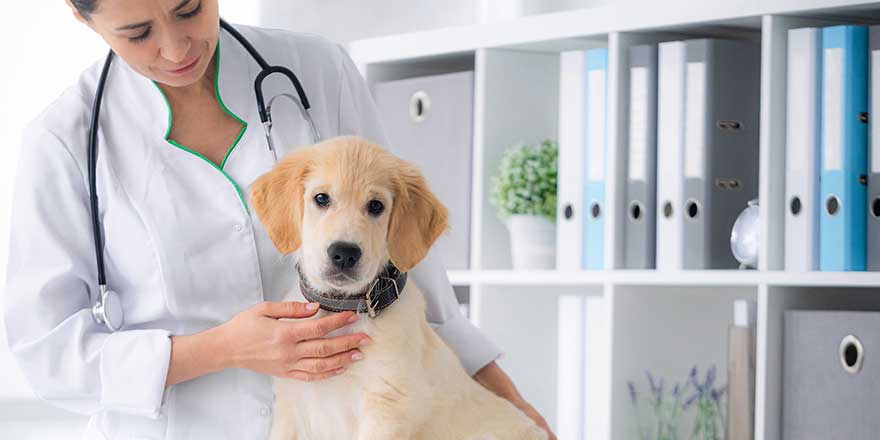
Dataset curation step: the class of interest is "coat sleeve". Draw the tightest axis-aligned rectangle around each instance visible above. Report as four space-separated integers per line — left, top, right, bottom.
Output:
334 44 503 376
2 122 172 419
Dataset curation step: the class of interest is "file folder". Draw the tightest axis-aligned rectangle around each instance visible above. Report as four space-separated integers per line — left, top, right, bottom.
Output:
869 26 880 271
624 45 658 269
820 25 869 271
557 51 586 270
656 41 687 271
681 39 760 269
373 71 474 270
785 28 823 272
582 48 608 270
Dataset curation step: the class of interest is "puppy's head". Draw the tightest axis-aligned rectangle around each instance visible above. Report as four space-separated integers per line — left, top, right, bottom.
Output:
250 136 448 295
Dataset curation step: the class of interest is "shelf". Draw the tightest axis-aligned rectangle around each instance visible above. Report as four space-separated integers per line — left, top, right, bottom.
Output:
448 270 880 287
349 0 879 64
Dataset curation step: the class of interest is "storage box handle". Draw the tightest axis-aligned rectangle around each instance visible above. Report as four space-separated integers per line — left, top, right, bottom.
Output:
839 334 864 375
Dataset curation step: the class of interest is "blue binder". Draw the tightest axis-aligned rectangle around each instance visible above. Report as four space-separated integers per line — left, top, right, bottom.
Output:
582 48 608 270
820 25 869 271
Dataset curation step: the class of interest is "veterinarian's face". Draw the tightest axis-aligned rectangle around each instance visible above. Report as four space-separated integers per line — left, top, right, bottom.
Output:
68 0 220 88
299 155 395 295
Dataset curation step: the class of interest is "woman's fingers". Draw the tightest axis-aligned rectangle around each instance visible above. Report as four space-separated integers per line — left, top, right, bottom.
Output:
285 368 346 383
291 311 359 341
293 348 364 374
259 301 320 319
296 333 372 358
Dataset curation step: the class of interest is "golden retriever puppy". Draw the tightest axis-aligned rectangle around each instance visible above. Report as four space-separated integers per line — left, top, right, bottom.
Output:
250 136 548 440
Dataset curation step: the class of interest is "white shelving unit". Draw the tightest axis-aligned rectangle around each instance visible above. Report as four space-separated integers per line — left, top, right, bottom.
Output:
349 1 880 439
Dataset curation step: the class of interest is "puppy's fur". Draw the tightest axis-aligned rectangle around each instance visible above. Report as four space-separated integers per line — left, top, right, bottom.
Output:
250 136 547 440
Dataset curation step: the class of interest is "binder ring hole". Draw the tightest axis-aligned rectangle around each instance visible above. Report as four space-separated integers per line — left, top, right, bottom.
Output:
409 91 430 123
590 202 602 219
826 195 840 216
663 202 673 219
564 204 574 220
630 202 642 221
872 198 880 218
686 200 700 220
790 197 802 216
840 335 864 374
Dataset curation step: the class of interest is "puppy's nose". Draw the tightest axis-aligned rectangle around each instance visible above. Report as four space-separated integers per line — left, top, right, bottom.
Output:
328 242 362 270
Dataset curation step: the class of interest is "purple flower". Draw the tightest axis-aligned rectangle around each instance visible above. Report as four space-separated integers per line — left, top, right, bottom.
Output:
628 381 638 405
706 365 717 389
672 383 681 397
646 371 658 395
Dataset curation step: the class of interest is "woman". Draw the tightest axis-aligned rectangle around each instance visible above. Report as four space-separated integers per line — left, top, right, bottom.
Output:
2 0 555 438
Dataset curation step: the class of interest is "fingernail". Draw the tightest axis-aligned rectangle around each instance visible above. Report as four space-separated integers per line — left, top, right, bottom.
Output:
335 367 346 375
359 338 372 346
306 302 319 311
352 352 364 361
347 313 358 323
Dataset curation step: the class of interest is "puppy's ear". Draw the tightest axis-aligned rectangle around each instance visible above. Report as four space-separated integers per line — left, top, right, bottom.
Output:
388 159 449 272
250 148 313 254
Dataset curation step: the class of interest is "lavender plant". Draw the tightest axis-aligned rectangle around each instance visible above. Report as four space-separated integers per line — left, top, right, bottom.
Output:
627 371 689 440
683 366 728 440
627 366 727 440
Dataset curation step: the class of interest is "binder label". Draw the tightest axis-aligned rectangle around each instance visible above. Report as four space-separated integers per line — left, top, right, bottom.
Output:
873 51 880 173
629 67 648 181
823 48 843 171
685 62 706 178
588 69 607 182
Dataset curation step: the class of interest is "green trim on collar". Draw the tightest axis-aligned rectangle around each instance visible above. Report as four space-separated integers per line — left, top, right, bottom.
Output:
152 39 250 213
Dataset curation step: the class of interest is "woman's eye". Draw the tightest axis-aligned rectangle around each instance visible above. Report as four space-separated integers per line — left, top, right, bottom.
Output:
179 1 203 19
129 28 152 43
315 193 331 207
367 200 384 216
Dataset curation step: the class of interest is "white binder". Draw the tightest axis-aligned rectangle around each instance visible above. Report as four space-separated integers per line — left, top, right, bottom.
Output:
656 41 687 271
557 51 586 270
623 45 658 269
556 295 584 440
785 27 822 272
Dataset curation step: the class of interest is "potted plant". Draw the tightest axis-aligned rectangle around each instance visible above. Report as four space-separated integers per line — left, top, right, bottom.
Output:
489 139 558 269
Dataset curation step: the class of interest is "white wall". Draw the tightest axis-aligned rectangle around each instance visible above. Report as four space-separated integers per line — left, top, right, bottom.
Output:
259 0 611 46
0 2 260 437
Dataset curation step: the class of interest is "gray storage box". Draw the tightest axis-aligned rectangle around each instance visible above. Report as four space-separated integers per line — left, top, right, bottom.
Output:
783 310 880 439
373 71 474 270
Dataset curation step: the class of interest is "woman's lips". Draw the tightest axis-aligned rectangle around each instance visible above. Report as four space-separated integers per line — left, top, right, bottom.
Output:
168 56 201 75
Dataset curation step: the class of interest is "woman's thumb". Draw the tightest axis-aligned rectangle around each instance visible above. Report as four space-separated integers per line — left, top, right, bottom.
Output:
260 301 320 319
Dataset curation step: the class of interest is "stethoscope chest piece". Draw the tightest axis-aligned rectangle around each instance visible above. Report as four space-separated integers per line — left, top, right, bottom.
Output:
92 286 124 332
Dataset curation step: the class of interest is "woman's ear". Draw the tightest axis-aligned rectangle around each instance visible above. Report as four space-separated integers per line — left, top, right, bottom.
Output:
250 148 313 254
387 159 449 272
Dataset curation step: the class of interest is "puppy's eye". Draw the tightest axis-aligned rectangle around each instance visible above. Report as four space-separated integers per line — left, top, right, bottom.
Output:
367 200 384 216
315 193 331 207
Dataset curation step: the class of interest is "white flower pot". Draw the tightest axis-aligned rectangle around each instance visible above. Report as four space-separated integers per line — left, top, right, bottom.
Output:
506 214 556 269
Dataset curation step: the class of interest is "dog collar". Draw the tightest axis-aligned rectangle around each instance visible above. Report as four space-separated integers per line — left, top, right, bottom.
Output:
296 262 407 319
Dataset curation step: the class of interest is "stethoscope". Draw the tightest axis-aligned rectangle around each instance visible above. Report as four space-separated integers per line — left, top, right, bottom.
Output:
89 19 322 332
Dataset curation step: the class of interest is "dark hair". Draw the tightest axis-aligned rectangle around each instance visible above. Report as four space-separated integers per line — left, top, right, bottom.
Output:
71 0 98 20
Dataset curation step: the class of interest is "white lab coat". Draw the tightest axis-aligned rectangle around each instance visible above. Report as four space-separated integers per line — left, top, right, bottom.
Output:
3 24 501 439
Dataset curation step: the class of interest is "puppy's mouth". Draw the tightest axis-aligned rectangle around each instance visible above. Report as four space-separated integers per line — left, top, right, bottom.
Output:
322 267 362 286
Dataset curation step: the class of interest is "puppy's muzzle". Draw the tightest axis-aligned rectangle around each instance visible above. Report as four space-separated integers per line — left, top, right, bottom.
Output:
328 241 362 270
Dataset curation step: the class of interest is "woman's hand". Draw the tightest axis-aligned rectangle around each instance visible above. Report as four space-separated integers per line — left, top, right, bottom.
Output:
217 301 372 382
473 361 557 440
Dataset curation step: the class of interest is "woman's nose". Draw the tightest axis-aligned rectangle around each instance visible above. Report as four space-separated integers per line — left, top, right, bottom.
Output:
159 29 192 64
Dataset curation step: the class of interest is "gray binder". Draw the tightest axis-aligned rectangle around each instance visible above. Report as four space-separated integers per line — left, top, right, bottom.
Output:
373 71 474 270
784 311 880 439
624 45 658 269
869 27 880 270
681 39 760 269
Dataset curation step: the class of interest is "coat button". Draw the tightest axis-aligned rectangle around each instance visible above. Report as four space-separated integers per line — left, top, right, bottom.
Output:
260 406 270 417
234 224 243 232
